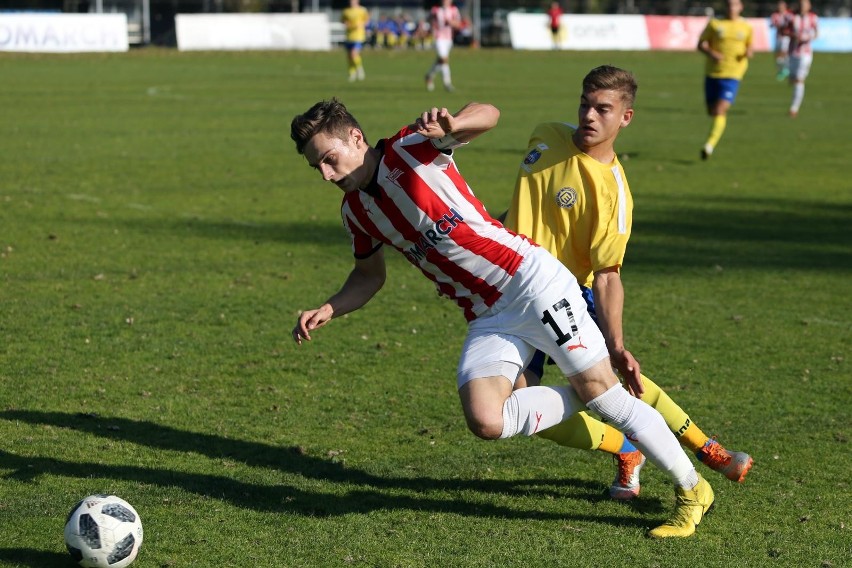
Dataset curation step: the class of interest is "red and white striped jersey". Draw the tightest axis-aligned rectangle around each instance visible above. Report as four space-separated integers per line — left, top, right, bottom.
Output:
431 5 460 42
770 9 790 30
341 126 537 322
788 12 818 57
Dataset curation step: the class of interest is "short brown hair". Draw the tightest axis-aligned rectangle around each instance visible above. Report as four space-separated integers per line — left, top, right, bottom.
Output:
582 65 638 108
290 98 366 155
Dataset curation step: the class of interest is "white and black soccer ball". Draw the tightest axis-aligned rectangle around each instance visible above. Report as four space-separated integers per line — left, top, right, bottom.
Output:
64 494 143 568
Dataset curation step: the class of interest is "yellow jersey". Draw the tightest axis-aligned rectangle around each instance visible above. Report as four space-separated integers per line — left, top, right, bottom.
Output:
699 17 753 79
342 6 370 43
504 122 632 289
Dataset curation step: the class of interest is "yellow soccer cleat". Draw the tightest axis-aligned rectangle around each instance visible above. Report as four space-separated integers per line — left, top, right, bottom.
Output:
647 475 714 538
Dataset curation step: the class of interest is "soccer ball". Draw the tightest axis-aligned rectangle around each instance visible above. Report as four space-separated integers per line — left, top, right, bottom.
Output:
64 494 143 568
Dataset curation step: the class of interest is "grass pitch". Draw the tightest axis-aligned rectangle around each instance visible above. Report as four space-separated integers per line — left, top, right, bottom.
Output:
0 47 850 567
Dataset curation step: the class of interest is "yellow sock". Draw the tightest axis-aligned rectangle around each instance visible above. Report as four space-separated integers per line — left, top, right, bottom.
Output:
536 411 607 451
640 374 710 453
678 422 711 454
705 114 727 148
353 53 362 68
598 423 628 454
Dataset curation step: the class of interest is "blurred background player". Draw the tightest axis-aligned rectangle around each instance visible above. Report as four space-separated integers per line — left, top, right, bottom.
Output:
785 0 819 117
697 0 753 160
770 1 792 80
342 0 369 81
424 0 462 92
548 1 563 49
503 65 753 504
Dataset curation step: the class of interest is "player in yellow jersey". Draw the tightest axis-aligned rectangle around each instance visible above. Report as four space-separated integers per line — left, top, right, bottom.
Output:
697 0 753 159
342 0 370 82
503 65 752 538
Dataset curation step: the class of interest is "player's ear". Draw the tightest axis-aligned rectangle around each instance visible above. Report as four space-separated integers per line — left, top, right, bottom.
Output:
621 108 634 128
351 127 366 147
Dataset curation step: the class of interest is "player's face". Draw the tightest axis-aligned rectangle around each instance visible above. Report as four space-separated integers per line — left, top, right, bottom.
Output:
727 0 743 18
303 129 368 193
574 89 633 153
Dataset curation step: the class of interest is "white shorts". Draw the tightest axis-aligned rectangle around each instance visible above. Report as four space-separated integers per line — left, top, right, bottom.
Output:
775 35 790 55
435 38 453 60
457 247 608 388
789 54 813 81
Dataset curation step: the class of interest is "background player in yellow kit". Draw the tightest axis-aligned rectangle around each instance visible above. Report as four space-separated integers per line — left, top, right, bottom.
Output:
502 66 753 521
342 0 370 82
697 0 753 160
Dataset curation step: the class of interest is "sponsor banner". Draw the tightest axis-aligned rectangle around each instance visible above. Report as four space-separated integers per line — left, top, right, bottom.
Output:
810 17 852 52
508 13 650 51
643 16 771 52
176 14 330 51
0 14 128 53
770 17 852 53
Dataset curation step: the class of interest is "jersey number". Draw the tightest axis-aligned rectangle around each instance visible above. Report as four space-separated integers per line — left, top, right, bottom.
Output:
540 298 579 346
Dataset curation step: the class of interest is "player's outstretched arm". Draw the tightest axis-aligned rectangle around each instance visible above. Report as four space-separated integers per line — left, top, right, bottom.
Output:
292 249 386 345
413 102 500 144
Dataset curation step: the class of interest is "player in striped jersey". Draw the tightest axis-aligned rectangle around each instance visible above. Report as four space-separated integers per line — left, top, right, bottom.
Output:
784 0 818 117
503 66 752 509
290 98 714 537
770 1 792 80
424 0 461 92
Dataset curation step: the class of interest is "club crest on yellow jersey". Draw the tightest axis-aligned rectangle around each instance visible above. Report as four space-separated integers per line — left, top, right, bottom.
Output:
556 187 578 209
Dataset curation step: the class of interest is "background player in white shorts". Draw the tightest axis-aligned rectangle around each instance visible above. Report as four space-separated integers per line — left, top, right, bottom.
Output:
424 0 461 92
290 97 714 537
770 1 792 80
785 0 818 117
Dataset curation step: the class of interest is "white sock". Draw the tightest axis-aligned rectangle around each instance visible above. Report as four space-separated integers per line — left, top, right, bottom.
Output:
426 63 439 80
791 83 805 113
440 63 452 85
500 385 582 438
586 384 697 488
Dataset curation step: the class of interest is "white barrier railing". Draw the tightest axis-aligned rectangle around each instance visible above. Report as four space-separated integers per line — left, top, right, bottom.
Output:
175 13 331 52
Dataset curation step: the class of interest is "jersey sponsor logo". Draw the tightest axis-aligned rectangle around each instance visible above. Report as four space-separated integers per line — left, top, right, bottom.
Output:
523 149 542 166
386 167 404 187
403 207 464 264
520 143 549 172
556 186 578 209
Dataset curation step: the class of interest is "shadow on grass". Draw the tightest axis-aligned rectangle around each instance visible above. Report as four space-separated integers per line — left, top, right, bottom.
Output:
0 549 69 568
80 193 850 272
629 195 852 271
0 410 662 526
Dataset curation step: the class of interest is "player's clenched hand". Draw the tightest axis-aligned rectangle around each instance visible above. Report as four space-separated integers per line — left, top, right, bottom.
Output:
413 107 455 139
292 304 333 345
611 348 644 398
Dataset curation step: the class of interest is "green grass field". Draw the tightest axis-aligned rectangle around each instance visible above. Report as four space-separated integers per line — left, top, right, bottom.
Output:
0 47 850 567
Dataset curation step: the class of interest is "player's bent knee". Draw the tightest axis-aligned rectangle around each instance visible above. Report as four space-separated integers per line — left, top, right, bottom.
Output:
465 415 504 440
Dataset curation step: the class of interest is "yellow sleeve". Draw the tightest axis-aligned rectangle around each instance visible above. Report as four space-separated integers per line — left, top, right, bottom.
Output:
504 124 564 257
699 20 715 44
